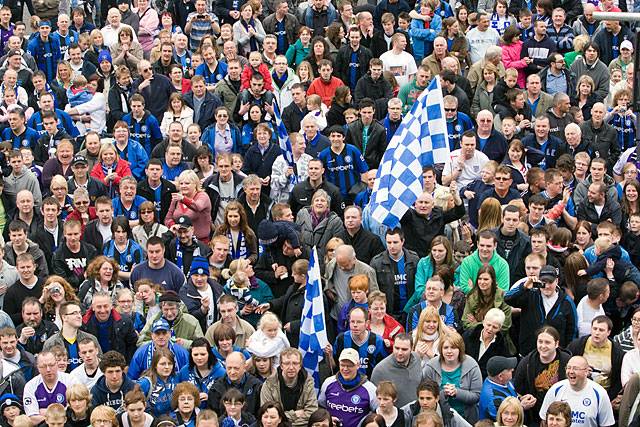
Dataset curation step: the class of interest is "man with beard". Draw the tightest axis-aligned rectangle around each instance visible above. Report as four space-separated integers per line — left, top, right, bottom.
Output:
16 298 58 355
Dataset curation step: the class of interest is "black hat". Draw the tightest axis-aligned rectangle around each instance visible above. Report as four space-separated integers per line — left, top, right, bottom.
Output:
539 265 559 282
159 290 181 304
176 215 192 228
72 154 88 166
486 356 517 377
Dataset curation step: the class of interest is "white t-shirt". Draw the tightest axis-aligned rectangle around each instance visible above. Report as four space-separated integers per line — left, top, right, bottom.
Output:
442 149 490 188
69 364 103 390
466 27 500 64
540 379 615 427
379 50 418 88
576 297 605 337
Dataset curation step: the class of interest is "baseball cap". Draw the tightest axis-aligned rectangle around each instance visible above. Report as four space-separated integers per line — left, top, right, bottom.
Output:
621 40 634 51
338 348 360 365
151 318 170 333
39 20 51 28
539 265 559 282
72 154 88 166
486 356 517 376
176 215 192 228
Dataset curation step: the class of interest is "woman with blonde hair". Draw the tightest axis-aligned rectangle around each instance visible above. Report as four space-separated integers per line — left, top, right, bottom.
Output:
49 175 73 220
495 397 525 427
165 169 212 243
296 189 345 261
571 74 597 121
66 383 92 427
478 198 503 232
564 34 590 67
160 93 194 137
55 61 74 90
40 276 78 329
90 142 132 197
412 305 447 365
222 258 273 327
423 331 482 424
324 237 344 265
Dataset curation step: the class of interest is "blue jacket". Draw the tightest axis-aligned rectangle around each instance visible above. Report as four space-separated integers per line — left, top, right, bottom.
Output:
183 91 223 131
406 299 457 332
409 14 442 61
138 374 181 416
521 134 566 170
201 123 242 156
27 109 80 138
122 111 164 156
2 126 40 150
242 142 281 179
91 374 137 411
113 139 149 180
178 363 226 408
478 129 508 162
27 35 61 82
478 379 517 421
128 342 190 380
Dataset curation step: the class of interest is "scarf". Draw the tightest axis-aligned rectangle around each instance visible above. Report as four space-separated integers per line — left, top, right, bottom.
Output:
422 331 439 342
248 275 259 290
241 18 258 51
101 162 116 197
277 367 305 410
176 237 200 270
337 372 362 389
227 230 247 260
67 86 93 107
272 71 288 89
311 209 329 228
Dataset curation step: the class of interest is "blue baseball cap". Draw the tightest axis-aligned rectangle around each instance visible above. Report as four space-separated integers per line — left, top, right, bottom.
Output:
151 318 170 333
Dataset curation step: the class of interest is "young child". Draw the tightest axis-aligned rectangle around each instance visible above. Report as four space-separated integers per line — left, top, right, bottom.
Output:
376 381 406 427
66 75 92 109
607 67 623 108
461 160 498 228
44 403 66 427
578 237 635 283
240 51 274 92
224 271 260 309
50 344 69 372
622 213 640 266
19 148 42 185
493 68 520 113
220 388 255 427
344 107 359 125
576 278 608 337
230 153 246 177
501 117 518 144
517 8 533 41
337 274 369 334
304 94 328 131
0 394 24 427
216 24 233 49
245 311 290 366
398 12 411 31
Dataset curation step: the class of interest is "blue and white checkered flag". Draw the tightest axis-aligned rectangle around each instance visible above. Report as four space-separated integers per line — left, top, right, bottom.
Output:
298 246 328 391
369 77 450 229
273 102 295 166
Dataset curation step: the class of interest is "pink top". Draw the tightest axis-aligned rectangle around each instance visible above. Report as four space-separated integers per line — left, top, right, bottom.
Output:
165 191 212 243
501 40 528 89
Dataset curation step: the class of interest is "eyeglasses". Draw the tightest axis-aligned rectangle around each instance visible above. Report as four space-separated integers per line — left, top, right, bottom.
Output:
142 68 151 72
75 200 89 205
565 366 588 371
631 318 640 324
495 176 511 181
444 108 457 112
140 210 154 214
64 311 81 316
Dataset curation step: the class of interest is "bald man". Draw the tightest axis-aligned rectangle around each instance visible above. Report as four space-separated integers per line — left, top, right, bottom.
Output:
132 59 176 121
207 352 262 416
540 355 615 427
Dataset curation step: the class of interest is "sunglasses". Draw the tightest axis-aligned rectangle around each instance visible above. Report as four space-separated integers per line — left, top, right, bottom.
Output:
444 108 457 112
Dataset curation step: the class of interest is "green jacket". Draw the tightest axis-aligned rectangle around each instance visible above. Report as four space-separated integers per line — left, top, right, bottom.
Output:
285 39 310 69
398 79 427 114
457 250 510 294
137 304 204 348
461 288 512 332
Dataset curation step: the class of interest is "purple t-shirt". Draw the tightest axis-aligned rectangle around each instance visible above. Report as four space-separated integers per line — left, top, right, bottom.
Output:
23 373 72 416
318 377 379 427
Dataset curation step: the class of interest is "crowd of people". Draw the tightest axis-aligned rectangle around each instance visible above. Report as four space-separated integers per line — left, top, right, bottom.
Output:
0 0 636 426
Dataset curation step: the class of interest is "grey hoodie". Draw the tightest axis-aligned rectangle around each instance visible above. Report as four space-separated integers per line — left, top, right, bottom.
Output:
3 240 49 277
572 173 618 208
4 166 42 209
371 352 424 407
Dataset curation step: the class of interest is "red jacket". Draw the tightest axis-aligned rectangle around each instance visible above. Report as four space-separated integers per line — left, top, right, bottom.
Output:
370 314 405 354
240 63 274 91
90 159 132 189
66 206 97 235
307 76 345 108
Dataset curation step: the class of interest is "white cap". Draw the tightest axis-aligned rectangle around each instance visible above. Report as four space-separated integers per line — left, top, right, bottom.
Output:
621 40 634 51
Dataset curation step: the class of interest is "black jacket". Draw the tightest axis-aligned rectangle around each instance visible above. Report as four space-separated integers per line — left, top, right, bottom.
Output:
136 178 177 223
400 203 466 258
370 248 419 316
255 245 308 298
83 220 108 254
505 284 577 355
203 171 245 223
539 67 576 105
345 119 387 169
81 308 138 362
281 102 307 134
337 227 385 264
208 373 262 416
67 176 108 205
52 242 98 290
268 282 307 347
354 73 393 116
164 237 213 277
30 220 64 273
178 278 224 333
334 45 373 89
34 130 73 166
107 83 132 129
241 142 281 179
16 319 58 355
580 120 620 172
593 26 634 66
238 193 272 238
567 335 624 400
576 195 622 230
183 91 223 131
494 228 532 284
464 324 514 379
288 178 344 218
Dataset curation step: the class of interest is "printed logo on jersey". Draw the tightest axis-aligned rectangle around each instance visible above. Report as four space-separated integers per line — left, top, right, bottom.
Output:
367 345 376 354
582 398 591 406
351 395 361 404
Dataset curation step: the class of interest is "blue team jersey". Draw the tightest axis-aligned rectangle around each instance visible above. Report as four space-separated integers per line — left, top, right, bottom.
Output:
318 144 369 197
2 126 40 150
112 195 148 221
333 331 386 377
